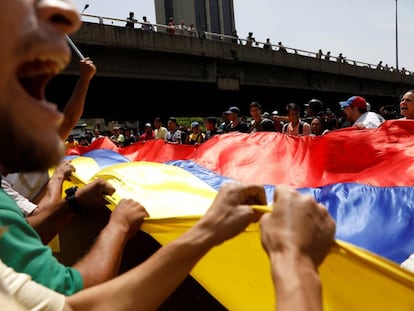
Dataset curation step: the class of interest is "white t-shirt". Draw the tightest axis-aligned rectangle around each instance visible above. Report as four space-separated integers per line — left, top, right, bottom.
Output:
0 259 65 311
3 172 49 202
1 178 37 216
354 112 385 129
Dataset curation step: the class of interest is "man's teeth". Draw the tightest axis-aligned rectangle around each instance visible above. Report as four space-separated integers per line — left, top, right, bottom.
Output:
19 65 60 77
19 55 68 77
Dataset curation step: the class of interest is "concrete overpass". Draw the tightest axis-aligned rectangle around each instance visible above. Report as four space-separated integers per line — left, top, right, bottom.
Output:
47 21 414 123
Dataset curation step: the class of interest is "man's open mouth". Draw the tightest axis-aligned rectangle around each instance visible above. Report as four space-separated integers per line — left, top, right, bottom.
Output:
17 56 67 100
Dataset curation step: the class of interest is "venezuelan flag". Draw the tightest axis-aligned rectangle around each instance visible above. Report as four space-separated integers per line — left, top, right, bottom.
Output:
64 119 414 310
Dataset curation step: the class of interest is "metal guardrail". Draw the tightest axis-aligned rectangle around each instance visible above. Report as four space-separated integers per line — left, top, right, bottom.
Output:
79 13 413 76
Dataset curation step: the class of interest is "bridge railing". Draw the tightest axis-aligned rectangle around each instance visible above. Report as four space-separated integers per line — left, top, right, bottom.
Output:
79 13 413 76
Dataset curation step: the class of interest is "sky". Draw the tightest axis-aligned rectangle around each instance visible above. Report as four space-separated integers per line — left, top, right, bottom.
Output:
72 0 414 72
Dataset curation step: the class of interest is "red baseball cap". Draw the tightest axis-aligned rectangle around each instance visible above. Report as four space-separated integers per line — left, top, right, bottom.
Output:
339 96 367 109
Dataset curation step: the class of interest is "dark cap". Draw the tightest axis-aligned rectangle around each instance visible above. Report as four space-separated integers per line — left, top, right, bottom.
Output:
206 116 217 124
305 99 323 113
168 117 177 123
226 106 241 115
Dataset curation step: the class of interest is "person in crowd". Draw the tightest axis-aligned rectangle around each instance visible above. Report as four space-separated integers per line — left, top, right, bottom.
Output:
141 16 153 31
399 90 414 119
231 30 240 44
323 108 339 130
91 128 104 143
165 117 182 144
377 61 383 70
154 117 168 140
167 17 175 34
282 103 311 136
337 53 345 63
125 11 137 28
204 116 223 140
65 134 79 150
316 49 323 59
140 123 155 142
177 20 187 35
186 121 206 145
303 98 324 124
379 105 398 120
84 130 93 144
78 136 89 146
0 1 337 310
339 96 385 129
248 101 275 133
310 116 329 136
0 1 149 296
263 38 272 50
110 126 125 147
245 32 255 47
123 127 136 146
225 106 249 133
278 41 287 53
187 24 197 37
179 125 189 143
220 111 231 133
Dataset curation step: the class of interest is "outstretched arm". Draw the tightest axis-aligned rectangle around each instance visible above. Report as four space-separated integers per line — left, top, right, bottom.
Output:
58 58 96 140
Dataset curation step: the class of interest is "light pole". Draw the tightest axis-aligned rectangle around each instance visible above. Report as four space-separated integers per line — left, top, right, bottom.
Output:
395 0 399 70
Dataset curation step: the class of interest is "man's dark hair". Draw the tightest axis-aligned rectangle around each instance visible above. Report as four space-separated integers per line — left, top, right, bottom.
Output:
286 102 300 113
249 101 262 110
206 116 217 124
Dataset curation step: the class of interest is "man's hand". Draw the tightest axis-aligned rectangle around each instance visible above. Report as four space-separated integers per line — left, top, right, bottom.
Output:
196 182 267 246
260 185 336 267
51 159 76 181
109 198 149 240
79 57 97 81
75 178 116 210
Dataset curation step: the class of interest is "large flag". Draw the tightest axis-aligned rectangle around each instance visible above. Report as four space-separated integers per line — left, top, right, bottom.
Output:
64 120 414 310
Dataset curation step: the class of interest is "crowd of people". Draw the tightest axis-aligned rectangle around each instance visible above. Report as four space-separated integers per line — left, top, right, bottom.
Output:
71 94 405 149
124 12 198 37
118 12 414 75
1 1 414 311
